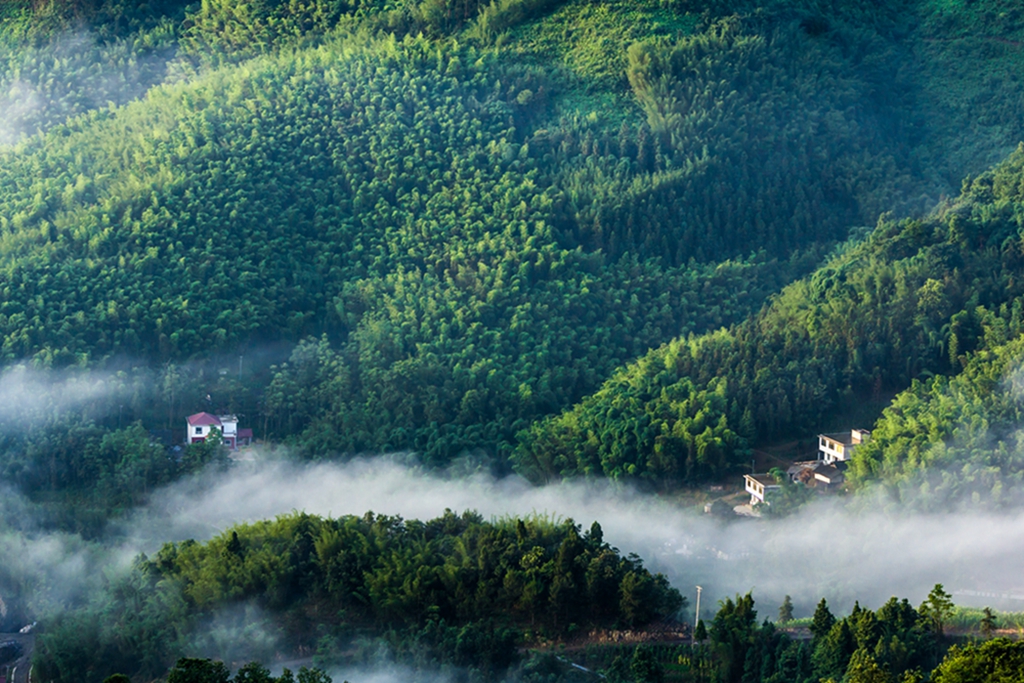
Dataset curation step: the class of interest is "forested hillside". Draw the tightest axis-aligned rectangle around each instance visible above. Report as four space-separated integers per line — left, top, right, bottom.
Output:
35 510 682 682
514 146 1024 487
6 2 1024 682
848 304 1024 505
2 0 1024 488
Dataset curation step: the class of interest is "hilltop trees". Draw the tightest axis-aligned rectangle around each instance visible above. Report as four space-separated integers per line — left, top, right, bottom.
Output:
919 584 955 639
35 510 684 682
810 599 836 641
778 595 794 623
931 639 1024 683
694 593 946 683
980 608 997 638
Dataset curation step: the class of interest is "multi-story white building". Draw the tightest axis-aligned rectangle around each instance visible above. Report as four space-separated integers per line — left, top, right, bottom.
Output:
817 429 870 464
744 473 781 505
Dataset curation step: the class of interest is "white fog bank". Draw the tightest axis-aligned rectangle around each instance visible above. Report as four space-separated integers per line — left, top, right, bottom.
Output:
122 457 1024 619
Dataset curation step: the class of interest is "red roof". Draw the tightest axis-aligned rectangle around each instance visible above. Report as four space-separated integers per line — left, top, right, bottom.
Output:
187 412 222 427
238 428 253 438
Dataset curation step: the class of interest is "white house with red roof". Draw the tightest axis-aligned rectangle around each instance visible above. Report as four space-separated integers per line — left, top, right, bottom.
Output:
186 412 253 450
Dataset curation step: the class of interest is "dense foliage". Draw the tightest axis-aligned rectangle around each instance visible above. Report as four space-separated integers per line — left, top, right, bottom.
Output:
0 1 192 143
162 658 330 683
35 510 683 682
931 638 1024 683
841 150 1024 507
0 22 825 467
5 1 1024 680
641 591 946 683
521 587 1014 683
849 312 1024 508
1 0 1024 482
514 146 1024 486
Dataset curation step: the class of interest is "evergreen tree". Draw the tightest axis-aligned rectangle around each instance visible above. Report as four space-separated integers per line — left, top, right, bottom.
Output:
812 620 858 681
167 659 231 683
810 599 836 641
845 649 894 683
630 645 664 683
710 594 757 683
778 595 794 624
979 607 997 638
919 585 954 639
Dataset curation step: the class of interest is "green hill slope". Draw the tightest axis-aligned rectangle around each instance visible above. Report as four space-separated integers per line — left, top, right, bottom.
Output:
514 146 1024 486
848 329 1024 509
1 0 1024 473
0 31 816 467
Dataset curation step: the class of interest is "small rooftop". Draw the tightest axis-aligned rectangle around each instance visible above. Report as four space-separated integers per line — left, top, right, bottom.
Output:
744 473 781 488
187 412 222 427
819 429 871 445
813 464 845 483
787 460 821 475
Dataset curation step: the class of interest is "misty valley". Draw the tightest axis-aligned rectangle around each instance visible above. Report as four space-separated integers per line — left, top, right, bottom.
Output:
3 0 1024 682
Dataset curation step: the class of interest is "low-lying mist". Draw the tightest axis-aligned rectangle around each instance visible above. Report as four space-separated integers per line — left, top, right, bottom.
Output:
2 404 1023 678
0 486 134 631
0 365 116 421
118 456 1024 620
1 348 1021 638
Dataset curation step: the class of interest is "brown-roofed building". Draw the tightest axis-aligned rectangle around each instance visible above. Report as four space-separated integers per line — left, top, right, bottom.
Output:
813 464 845 489
787 460 820 483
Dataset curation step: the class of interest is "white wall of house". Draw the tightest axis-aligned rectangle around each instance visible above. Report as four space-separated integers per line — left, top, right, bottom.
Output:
745 477 763 502
819 436 846 464
745 475 779 505
220 417 238 437
187 423 220 441
819 431 870 464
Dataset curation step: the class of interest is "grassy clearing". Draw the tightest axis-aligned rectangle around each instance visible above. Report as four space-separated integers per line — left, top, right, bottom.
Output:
949 606 1024 634
499 0 698 89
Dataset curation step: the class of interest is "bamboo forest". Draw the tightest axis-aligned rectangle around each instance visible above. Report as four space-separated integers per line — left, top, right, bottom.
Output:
2 0 1024 682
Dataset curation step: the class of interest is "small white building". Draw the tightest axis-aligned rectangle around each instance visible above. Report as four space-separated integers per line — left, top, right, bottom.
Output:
817 429 870 465
744 473 781 505
186 412 253 450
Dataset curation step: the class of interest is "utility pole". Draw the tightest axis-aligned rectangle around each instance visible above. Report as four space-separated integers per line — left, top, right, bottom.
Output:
695 585 703 632
238 354 243 380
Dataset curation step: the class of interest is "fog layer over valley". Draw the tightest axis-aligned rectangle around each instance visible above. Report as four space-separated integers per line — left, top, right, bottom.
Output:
109 457 1024 618
6 453 1023 640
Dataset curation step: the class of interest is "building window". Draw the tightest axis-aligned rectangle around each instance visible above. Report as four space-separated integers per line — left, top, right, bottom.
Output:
195 427 202 434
